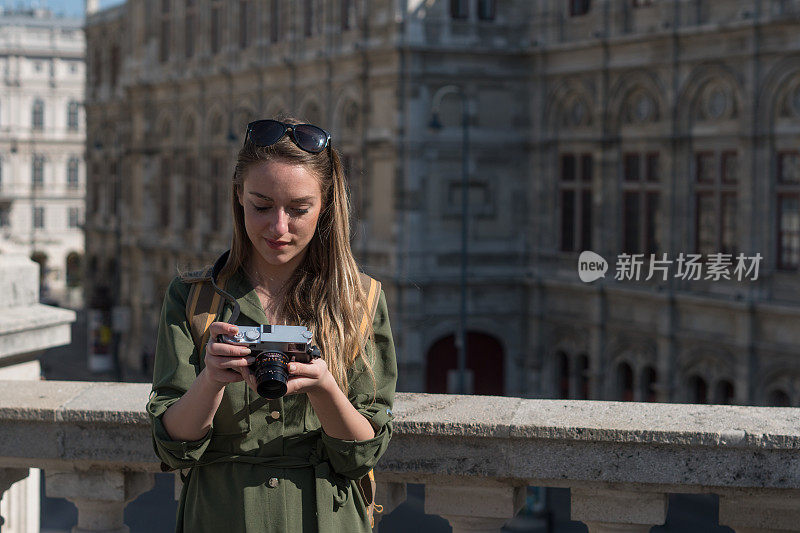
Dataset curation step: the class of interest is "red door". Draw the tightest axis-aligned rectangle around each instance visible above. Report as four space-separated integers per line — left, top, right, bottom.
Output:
425 332 505 395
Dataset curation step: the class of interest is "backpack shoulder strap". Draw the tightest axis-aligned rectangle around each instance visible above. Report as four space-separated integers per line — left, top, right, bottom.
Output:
357 273 381 348
185 267 228 356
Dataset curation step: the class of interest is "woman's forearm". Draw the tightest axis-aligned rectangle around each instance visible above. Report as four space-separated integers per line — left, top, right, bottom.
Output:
307 374 376 441
162 368 227 442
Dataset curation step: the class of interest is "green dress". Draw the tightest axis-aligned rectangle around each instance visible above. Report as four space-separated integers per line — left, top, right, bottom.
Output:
146 270 397 533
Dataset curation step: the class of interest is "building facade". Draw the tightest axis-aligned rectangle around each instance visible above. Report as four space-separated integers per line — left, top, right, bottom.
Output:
85 0 800 407
0 7 86 308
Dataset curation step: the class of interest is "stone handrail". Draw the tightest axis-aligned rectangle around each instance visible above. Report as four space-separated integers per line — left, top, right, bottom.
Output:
1 380 800 532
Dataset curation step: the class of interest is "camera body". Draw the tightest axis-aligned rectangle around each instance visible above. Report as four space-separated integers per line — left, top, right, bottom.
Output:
219 325 321 399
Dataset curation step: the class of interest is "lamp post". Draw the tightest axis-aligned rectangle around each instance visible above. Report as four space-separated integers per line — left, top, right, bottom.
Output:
429 85 470 395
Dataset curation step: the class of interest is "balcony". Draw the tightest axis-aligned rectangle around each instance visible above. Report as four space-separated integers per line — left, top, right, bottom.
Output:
1 380 799 532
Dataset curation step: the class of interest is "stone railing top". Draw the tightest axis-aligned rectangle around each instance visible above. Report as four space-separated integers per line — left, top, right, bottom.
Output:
2 381 800 491
1 381 799 449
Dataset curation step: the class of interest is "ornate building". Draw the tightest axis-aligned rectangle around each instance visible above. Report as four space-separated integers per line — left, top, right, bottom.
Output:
0 7 86 307
85 0 800 407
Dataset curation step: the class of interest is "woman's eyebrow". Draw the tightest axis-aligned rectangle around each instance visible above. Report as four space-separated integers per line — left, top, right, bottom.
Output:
248 191 315 203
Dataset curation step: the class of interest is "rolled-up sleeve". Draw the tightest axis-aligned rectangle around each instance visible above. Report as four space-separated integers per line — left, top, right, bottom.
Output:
321 291 397 479
146 277 213 470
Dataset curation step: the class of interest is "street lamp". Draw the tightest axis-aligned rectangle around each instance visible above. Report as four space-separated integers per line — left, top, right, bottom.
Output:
429 85 470 395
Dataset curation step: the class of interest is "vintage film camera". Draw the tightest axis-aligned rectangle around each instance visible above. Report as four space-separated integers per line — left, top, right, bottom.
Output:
219 325 321 399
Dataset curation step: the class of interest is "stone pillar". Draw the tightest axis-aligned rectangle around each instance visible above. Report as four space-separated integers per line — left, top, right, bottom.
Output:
373 481 407 526
570 487 667 533
0 469 30 532
719 489 800 532
45 470 154 533
424 484 525 533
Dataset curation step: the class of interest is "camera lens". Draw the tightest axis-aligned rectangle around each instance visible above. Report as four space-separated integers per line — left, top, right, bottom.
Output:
250 351 290 399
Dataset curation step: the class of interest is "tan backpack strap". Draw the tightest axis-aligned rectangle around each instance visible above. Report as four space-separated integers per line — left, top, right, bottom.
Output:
357 273 381 348
185 267 228 358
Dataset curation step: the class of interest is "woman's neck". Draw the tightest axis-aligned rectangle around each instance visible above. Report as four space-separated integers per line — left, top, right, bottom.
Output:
245 251 306 297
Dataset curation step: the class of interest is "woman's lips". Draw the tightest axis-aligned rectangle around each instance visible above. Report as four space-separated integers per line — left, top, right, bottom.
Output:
266 238 290 250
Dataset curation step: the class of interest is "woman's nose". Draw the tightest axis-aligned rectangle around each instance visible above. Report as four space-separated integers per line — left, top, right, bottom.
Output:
269 208 289 235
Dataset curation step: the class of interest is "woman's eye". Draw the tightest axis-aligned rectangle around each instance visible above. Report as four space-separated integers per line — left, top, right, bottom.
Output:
253 205 271 212
291 208 310 216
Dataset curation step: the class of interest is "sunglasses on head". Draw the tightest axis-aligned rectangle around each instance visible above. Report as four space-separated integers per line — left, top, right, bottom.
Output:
244 119 331 154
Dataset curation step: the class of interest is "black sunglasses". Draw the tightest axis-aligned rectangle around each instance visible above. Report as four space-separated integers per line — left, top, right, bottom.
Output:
244 119 331 154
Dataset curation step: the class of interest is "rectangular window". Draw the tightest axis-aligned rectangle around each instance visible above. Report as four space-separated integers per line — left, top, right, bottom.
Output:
478 0 496 20
270 0 280 42
342 0 352 30
696 152 716 183
159 0 171 64
559 152 592 252
32 155 44 188
67 159 79 189
561 154 576 182
645 191 659 254
624 153 640 182
696 193 716 256
239 0 249 49
32 100 44 130
211 5 222 54
110 46 119 87
721 192 737 255
304 0 314 36
67 102 79 130
570 0 591 16
0 206 9 227
450 0 468 19
722 151 738 183
33 206 44 229
646 152 659 182
184 158 195 229
779 152 800 184
623 191 639 254
160 158 171 227
68 207 80 228
560 190 575 252
778 194 800 270
183 11 194 59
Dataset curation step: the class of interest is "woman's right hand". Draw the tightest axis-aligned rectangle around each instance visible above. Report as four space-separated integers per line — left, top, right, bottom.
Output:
203 322 255 386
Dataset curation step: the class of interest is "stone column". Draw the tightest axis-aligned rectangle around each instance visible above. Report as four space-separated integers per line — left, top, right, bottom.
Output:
0 469 30 532
424 484 525 533
373 481 407 526
570 487 667 533
45 470 154 533
719 489 800 532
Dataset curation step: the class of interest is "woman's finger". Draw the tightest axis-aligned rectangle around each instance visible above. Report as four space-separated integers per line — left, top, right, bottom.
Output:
287 358 327 378
208 321 239 340
206 353 255 369
207 340 251 357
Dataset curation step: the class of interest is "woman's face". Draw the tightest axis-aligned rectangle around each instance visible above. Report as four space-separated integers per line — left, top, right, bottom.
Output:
238 160 323 273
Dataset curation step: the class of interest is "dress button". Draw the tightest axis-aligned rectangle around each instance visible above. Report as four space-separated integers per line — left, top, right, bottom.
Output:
268 477 279 488
270 410 281 420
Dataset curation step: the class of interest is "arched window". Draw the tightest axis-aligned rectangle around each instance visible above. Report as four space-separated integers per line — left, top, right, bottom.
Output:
617 362 634 401
768 389 791 407
557 351 570 399
714 380 735 405
641 366 657 402
688 375 708 404
32 98 44 130
576 354 589 400
67 101 80 131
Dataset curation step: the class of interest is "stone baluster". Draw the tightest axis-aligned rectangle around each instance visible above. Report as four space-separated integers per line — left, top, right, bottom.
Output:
424 483 525 533
373 481 407 526
570 487 667 533
719 488 800 532
0 468 29 532
45 470 154 533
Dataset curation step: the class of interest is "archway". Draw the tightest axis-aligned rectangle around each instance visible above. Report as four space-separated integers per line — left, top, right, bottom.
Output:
425 332 505 395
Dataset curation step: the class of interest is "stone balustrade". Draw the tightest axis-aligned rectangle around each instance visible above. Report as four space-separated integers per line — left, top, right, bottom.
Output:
1 381 800 533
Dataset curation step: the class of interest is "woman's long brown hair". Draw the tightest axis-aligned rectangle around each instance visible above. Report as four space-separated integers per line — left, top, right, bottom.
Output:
219 116 375 394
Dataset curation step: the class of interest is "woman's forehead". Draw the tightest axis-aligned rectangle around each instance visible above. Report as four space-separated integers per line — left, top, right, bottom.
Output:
243 160 322 198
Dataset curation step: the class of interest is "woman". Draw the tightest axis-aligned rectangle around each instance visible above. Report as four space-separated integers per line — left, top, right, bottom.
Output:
147 117 397 533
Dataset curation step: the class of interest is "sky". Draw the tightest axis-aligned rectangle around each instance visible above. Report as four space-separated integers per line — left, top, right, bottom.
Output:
1 0 124 18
